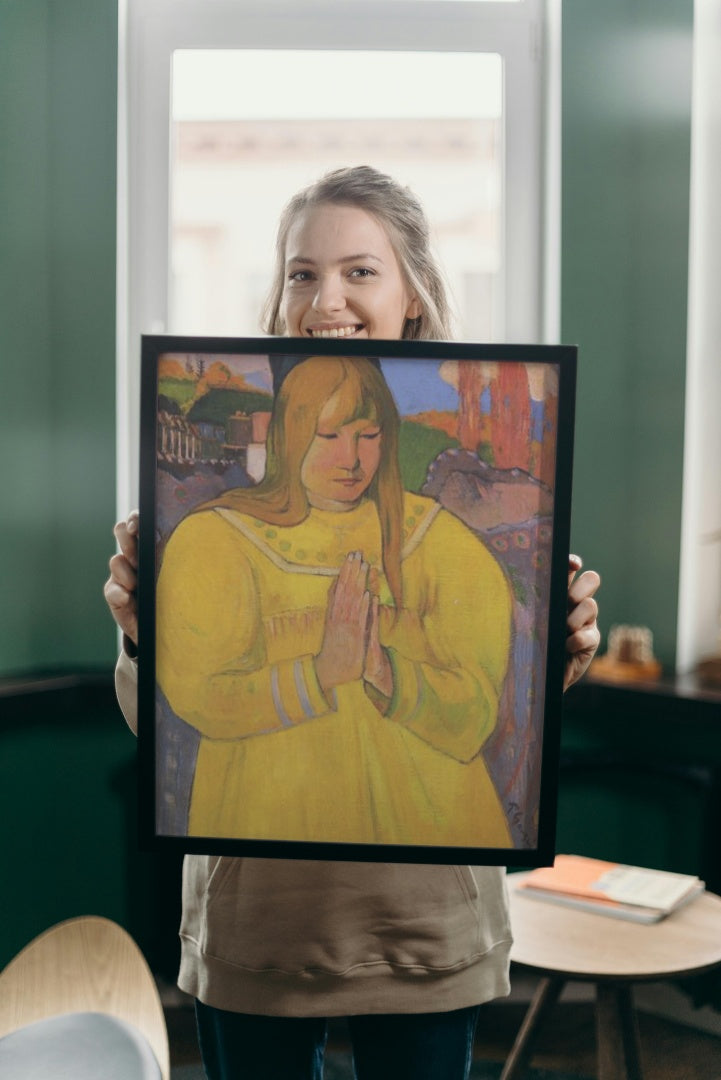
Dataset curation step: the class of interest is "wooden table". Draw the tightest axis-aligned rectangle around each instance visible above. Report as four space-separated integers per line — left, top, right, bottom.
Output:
502 874 721 1080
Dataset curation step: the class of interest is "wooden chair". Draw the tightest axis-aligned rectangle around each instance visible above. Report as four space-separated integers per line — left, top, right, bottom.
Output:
0 915 170 1079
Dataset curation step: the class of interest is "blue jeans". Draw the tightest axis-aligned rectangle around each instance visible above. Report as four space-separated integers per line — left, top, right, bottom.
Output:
195 1000 481 1080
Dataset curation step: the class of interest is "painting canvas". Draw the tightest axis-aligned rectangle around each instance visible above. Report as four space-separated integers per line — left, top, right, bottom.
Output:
138 336 576 865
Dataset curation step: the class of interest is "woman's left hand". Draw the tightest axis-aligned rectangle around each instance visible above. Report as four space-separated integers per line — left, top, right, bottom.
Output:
564 554 601 691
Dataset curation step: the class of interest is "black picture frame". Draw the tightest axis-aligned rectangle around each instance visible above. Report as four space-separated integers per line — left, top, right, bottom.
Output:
138 336 576 866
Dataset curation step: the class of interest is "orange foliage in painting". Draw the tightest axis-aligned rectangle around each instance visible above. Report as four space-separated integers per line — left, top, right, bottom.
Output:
197 361 234 392
488 364 532 471
454 361 558 484
408 410 459 439
159 356 269 402
159 357 191 380
457 362 485 452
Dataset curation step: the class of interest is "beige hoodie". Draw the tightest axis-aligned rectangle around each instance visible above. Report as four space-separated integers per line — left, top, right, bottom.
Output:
116 650 512 1016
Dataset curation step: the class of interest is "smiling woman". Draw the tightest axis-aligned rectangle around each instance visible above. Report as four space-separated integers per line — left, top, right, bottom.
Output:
281 205 422 341
263 167 449 341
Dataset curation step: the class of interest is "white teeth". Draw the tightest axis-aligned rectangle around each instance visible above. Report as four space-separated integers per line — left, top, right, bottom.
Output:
310 326 359 338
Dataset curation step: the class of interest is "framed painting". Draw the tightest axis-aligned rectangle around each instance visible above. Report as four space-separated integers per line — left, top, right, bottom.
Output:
137 336 577 865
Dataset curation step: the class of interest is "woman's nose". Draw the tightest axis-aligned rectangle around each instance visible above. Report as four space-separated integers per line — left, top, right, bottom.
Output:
312 274 345 315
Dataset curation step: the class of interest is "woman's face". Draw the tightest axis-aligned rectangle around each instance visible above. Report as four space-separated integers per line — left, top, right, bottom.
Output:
281 203 421 341
300 392 382 509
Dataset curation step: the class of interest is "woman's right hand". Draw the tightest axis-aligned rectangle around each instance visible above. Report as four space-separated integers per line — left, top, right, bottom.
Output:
315 551 371 697
104 510 139 647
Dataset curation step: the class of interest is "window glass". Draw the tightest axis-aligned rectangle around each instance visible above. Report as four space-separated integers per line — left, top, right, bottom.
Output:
170 50 503 340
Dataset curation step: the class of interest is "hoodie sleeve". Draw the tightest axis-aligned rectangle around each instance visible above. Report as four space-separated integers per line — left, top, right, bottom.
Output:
115 646 139 736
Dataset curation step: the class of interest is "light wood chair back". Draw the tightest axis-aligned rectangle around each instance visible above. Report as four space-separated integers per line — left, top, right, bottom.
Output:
0 915 170 1080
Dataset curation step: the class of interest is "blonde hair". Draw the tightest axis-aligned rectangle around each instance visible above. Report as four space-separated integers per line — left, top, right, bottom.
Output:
262 166 454 341
207 357 405 609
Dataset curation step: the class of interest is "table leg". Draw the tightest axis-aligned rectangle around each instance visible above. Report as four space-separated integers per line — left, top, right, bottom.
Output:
500 976 565 1080
596 982 643 1080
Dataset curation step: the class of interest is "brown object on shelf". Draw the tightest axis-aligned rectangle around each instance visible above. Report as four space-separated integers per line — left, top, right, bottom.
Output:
591 624 662 684
591 655 663 683
696 654 721 689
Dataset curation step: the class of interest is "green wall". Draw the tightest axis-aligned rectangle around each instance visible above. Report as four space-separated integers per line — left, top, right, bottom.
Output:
562 0 693 669
0 0 118 675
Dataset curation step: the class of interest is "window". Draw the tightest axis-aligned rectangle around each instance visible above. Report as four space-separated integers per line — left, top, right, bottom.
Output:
169 49 503 340
118 0 556 509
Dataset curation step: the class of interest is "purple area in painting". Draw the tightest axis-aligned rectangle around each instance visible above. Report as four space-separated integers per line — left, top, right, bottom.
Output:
422 448 553 847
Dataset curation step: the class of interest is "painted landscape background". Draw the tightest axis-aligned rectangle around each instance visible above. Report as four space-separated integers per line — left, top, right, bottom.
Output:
156 353 558 500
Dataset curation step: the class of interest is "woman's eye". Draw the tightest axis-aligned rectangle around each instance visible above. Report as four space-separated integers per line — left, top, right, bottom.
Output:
288 269 313 283
349 267 375 279
316 432 338 440
361 430 381 440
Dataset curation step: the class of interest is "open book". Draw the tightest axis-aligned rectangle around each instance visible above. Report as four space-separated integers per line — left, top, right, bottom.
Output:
515 854 705 923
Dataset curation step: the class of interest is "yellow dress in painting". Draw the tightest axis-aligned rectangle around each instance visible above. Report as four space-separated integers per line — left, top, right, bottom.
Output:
156 493 513 848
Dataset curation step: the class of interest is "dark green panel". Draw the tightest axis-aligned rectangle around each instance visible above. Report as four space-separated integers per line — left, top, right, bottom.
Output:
0 681 184 976
0 686 131 966
0 0 119 673
0 1 56 668
556 770 708 877
562 0 693 668
559 682 721 888
47 0 119 667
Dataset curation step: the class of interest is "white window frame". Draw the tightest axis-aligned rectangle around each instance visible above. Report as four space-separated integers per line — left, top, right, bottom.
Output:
116 0 558 511
676 0 721 675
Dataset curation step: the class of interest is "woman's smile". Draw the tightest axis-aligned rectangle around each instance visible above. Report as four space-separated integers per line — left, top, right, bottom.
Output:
307 323 364 339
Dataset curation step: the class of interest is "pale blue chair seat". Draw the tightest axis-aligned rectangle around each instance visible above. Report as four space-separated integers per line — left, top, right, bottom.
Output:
0 1011 162 1079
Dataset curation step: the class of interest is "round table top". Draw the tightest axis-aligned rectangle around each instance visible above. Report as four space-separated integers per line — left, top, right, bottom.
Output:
508 872 721 981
